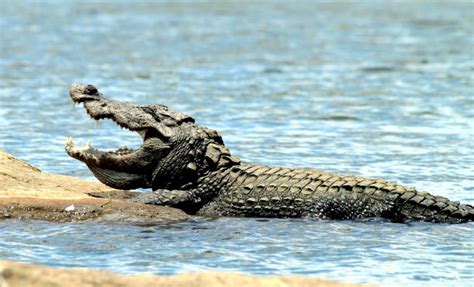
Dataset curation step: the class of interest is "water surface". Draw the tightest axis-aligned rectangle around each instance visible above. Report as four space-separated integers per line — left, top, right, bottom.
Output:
0 1 473 286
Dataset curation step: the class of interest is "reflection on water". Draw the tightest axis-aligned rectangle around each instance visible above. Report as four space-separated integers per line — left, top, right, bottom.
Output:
0 1 473 286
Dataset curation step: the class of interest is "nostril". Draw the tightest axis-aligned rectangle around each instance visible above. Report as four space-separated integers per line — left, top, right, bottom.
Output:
84 85 98 95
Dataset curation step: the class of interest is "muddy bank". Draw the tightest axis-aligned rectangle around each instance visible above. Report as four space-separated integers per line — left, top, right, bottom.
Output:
0 260 362 287
0 149 189 223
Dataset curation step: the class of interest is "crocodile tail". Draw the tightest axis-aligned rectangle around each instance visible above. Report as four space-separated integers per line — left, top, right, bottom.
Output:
331 176 473 223
390 190 474 223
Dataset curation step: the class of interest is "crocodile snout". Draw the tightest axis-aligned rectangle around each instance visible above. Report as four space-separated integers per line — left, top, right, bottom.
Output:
70 83 101 102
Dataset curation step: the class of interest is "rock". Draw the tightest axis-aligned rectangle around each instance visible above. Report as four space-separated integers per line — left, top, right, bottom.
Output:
64 204 75 211
0 149 189 224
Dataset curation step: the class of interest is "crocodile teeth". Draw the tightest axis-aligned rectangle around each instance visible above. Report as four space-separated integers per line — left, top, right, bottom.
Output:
64 137 94 152
65 136 74 147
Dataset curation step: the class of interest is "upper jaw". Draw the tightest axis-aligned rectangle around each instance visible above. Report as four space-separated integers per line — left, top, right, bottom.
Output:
68 83 189 138
69 83 156 135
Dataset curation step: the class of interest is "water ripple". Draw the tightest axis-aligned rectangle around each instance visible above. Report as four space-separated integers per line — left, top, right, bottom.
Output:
1 1 473 286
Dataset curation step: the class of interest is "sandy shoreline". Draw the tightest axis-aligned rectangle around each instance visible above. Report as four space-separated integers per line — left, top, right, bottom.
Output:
0 260 363 287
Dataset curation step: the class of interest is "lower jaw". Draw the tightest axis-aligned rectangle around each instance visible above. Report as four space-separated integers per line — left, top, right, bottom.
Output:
87 164 149 190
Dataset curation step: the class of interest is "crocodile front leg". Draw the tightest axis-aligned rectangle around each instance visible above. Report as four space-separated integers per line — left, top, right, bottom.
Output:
130 189 192 205
88 188 206 215
87 189 193 206
130 189 205 214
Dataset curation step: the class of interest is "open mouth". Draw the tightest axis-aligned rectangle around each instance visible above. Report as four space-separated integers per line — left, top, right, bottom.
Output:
65 84 141 165
64 83 196 189
64 83 163 170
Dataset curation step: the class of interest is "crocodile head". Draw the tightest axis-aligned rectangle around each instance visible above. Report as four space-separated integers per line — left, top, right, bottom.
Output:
65 84 239 190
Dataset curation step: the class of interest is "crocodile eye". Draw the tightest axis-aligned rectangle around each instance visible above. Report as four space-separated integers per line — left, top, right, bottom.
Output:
84 85 98 95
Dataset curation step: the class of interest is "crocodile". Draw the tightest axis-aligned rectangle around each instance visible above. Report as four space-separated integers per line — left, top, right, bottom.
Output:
65 83 473 223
